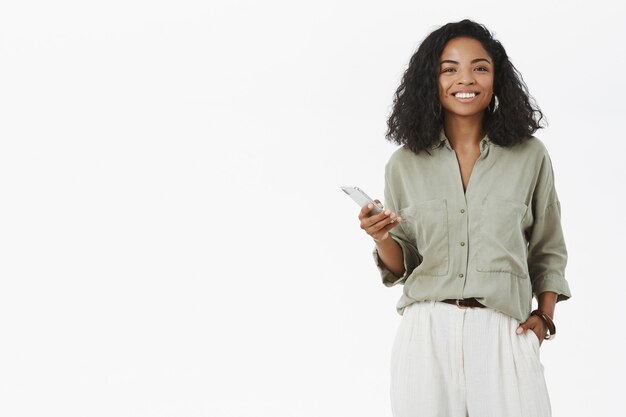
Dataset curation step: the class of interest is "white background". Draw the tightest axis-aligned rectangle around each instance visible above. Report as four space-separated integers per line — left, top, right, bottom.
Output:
1 1 624 416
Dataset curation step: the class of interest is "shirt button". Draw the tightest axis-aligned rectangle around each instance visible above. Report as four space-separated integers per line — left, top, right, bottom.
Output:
460 242 465 246
459 273 464 278
460 209 465 213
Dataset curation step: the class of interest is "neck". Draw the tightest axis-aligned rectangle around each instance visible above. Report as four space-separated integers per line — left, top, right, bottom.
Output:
443 113 485 151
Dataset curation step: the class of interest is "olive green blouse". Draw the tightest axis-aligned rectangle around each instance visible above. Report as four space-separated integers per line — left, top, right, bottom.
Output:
372 131 572 323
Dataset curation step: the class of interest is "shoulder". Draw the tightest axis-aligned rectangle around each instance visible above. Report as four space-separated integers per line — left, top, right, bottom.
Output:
387 146 414 165
510 137 560 186
500 136 553 168
385 145 433 170
509 136 551 159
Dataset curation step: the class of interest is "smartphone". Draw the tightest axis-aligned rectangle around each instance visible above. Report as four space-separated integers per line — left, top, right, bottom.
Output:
341 186 382 214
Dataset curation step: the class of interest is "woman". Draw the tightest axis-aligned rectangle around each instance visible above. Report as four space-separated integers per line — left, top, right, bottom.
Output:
358 20 572 417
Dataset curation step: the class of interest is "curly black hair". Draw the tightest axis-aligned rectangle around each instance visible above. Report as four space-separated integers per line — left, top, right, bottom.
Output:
386 19 545 154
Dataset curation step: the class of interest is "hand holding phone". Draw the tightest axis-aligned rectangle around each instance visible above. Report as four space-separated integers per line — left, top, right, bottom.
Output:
341 185 402 242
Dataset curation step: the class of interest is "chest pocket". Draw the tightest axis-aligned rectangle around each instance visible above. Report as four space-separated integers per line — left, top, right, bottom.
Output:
475 196 529 278
399 199 449 276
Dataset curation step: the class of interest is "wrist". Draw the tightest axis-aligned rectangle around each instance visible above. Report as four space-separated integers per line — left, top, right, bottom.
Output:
537 291 557 319
373 234 391 245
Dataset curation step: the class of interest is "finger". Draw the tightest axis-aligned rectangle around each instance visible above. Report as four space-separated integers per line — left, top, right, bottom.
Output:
516 315 543 334
360 207 395 227
358 199 389 219
365 216 402 234
370 217 402 239
359 203 379 220
516 323 530 334
364 211 399 232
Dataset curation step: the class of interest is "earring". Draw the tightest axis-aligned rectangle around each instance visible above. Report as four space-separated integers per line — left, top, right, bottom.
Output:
489 94 499 113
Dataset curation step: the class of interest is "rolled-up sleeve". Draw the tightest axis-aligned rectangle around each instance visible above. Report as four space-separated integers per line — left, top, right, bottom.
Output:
372 163 422 287
373 232 421 287
526 151 572 302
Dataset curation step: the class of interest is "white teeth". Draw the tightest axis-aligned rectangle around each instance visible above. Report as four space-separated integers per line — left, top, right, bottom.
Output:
454 92 476 99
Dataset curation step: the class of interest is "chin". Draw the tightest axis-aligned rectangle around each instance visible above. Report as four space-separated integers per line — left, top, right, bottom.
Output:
443 105 489 118
446 110 487 118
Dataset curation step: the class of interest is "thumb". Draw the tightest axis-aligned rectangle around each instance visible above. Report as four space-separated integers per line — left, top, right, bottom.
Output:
516 323 528 334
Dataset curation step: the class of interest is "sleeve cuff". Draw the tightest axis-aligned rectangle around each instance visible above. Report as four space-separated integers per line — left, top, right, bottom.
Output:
372 234 420 287
532 274 572 302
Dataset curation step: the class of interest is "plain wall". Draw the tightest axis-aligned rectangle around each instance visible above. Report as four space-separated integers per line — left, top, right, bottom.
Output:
0 1 624 416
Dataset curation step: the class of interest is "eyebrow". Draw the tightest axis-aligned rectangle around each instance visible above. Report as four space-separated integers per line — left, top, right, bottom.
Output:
440 58 492 65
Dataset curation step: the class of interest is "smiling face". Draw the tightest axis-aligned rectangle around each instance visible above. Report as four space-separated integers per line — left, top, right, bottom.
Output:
438 37 494 119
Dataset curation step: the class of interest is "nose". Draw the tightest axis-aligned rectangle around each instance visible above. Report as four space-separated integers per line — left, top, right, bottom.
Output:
456 69 476 85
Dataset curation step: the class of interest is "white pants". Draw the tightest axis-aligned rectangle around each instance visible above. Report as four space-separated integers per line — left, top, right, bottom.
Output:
390 300 551 417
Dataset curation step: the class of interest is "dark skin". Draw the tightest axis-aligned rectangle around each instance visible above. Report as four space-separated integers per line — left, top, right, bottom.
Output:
360 36 555 347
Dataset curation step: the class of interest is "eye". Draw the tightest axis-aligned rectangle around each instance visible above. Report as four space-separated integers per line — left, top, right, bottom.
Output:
441 67 456 73
474 66 489 72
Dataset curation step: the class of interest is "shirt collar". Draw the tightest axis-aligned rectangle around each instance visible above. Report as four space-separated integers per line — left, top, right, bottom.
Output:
433 129 492 153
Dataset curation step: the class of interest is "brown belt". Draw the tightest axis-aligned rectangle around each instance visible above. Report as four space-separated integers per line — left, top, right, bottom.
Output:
440 298 486 308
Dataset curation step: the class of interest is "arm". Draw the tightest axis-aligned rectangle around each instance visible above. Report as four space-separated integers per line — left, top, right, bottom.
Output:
361 202 416 285
374 233 405 278
369 164 422 286
517 149 572 341
526 152 572 303
537 291 557 319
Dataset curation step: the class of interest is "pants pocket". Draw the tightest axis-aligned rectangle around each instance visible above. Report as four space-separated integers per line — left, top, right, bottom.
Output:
527 328 541 355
